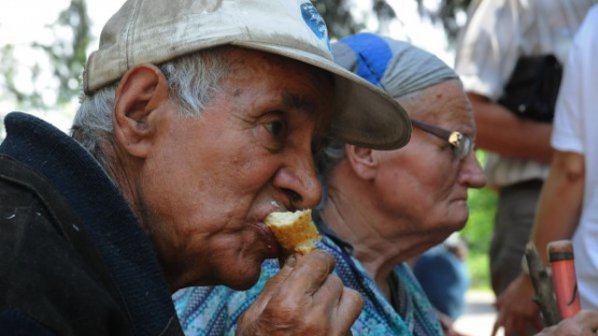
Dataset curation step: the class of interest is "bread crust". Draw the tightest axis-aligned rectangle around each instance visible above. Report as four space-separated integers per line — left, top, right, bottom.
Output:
265 209 321 254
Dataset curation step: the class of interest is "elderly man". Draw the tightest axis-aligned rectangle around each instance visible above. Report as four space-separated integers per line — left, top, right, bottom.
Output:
174 33 486 335
0 2 412 335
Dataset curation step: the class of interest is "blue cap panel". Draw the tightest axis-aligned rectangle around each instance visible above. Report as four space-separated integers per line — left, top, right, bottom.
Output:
339 33 393 86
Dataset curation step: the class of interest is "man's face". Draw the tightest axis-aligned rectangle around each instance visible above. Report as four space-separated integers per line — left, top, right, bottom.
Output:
139 50 333 290
371 81 486 245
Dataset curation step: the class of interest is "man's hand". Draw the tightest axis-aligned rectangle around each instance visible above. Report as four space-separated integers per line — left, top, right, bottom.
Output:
535 310 598 336
236 250 363 335
492 274 543 336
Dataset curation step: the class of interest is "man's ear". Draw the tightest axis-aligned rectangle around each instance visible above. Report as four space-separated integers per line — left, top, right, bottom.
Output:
113 64 170 158
346 144 378 180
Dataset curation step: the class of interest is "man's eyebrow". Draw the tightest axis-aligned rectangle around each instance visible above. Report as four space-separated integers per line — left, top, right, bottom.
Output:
282 91 331 133
282 92 317 113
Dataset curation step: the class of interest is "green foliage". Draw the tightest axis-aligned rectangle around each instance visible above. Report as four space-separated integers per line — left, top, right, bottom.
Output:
462 186 496 289
316 0 396 38
467 252 490 289
0 0 91 110
316 0 474 43
1 0 475 111
0 45 46 109
414 0 474 46
461 150 497 289
36 0 91 105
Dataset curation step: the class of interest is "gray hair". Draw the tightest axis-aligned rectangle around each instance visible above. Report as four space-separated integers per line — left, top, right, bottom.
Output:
316 77 432 180
71 47 232 170
316 35 459 180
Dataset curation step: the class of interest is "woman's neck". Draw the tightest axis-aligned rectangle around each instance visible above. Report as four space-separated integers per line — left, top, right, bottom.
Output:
320 188 427 296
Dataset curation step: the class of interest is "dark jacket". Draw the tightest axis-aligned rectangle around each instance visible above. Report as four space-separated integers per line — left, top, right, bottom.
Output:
0 112 183 336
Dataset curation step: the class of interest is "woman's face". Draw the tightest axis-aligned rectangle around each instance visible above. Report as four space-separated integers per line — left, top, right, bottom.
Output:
372 81 486 243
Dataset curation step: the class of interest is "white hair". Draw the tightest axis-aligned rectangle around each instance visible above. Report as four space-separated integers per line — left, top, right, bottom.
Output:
71 47 232 170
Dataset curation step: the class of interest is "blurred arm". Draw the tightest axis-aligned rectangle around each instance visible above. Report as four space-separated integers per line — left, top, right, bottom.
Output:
468 93 553 163
492 150 584 336
532 150 584 263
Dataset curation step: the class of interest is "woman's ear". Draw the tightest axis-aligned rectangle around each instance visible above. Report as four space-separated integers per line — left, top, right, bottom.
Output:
345 144 378 180
112 64 170 158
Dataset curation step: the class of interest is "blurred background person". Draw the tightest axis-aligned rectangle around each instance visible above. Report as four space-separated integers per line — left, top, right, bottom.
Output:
454 1 597 334
492 4 598 335
412 233 471 322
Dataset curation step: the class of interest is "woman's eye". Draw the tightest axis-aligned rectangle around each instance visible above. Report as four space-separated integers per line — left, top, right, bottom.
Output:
440 143 454 156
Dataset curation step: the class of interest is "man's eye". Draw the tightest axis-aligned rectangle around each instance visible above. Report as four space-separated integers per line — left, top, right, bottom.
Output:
265 120 287 138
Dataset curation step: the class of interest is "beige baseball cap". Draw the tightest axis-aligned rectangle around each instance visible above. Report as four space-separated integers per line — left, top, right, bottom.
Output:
84 0 411 150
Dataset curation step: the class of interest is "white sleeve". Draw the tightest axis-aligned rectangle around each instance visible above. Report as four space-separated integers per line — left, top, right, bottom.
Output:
550 10 596 154
455 0 530 100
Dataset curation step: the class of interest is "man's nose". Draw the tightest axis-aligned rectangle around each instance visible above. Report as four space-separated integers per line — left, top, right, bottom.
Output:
459 151 487 189
273 154 322 210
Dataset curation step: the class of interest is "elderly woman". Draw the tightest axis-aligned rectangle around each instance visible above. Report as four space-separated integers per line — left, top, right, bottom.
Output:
173 33 485 335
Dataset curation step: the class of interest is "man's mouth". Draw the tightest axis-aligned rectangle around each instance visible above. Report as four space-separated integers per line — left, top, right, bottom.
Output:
253 222 281 257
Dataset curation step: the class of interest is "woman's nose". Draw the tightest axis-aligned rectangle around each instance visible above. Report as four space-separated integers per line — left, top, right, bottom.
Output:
459 151 487 189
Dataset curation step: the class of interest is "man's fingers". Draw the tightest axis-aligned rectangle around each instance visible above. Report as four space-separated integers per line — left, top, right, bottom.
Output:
281 250 336 295
332 288 363 334
247 250 337 323
249 255 298 314
238 251 362 336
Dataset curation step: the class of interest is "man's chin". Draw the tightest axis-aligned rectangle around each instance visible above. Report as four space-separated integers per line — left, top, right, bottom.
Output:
221 265 262 290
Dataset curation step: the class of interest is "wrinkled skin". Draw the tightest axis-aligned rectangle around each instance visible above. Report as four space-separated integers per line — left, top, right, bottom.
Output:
237 251 363 336
110 48 362 334
353 80 487 257
380 81 486 235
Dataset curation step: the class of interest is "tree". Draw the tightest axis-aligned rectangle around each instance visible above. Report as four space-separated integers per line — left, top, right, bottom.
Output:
317 0 473 45
315 0 396 39
1 0 474 112
0 0 475 141
414 0 473 45
0 0 91 111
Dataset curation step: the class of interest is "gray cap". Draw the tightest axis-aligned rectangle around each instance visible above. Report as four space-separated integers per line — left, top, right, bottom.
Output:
83 0 411 150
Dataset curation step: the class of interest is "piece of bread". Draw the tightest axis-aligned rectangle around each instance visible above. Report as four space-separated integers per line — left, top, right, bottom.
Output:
265 209 321 254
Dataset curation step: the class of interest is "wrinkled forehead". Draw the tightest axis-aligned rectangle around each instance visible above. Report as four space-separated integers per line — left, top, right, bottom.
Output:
226 47 334 83
224 47 335 126
403 80 475 130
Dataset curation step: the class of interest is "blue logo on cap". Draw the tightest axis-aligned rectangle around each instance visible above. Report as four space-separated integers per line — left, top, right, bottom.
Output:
300 3 328 41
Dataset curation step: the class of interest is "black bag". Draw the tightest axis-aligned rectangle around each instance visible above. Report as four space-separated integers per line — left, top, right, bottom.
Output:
497 54 563 123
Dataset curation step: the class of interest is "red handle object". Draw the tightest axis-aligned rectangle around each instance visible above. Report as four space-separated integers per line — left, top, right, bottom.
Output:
548 240 581 319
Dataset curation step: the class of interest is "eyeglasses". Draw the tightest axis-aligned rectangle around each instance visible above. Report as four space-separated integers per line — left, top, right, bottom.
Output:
410 119 474 160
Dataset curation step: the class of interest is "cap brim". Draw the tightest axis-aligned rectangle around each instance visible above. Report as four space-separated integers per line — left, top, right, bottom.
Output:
234 41 412 150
